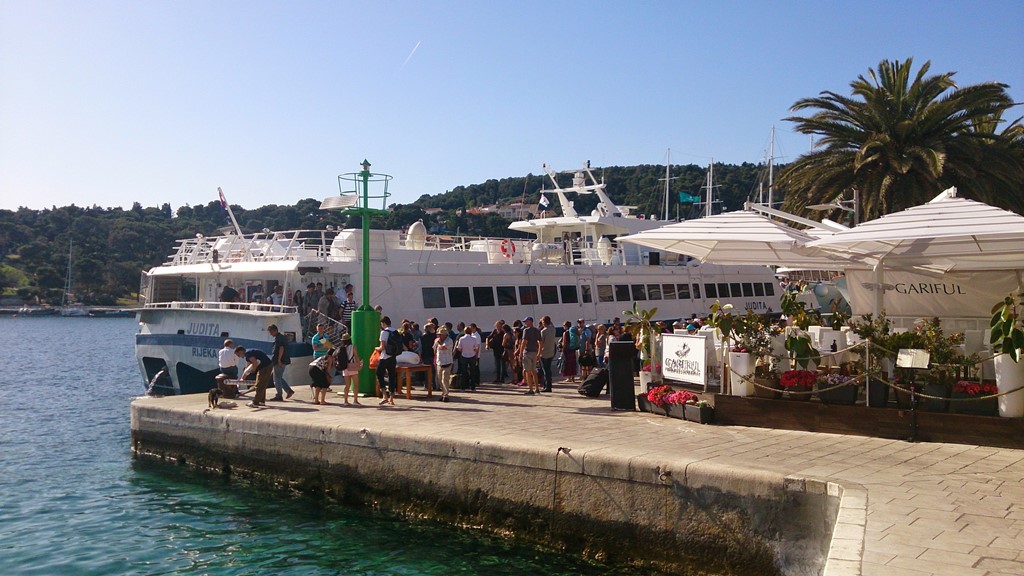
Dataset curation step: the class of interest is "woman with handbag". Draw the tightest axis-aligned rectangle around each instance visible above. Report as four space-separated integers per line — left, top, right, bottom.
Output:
339 333 361 405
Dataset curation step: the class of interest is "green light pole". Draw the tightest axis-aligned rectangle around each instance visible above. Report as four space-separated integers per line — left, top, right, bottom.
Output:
336 160 391 396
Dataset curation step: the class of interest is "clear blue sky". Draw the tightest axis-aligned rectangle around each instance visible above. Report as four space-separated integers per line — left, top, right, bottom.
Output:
2 0 1021 212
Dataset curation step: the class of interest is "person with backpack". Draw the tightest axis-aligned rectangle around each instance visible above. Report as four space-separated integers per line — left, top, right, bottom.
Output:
561 320 579 383
377 316 402 406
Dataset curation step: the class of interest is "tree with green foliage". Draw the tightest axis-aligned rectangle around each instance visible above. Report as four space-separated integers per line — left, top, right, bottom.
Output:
779 58 1023 222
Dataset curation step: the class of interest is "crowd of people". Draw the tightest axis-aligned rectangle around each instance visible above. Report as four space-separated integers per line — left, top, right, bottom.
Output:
219 279 723 409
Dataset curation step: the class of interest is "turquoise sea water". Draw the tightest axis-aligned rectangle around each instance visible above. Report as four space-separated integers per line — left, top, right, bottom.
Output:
0 317 635 575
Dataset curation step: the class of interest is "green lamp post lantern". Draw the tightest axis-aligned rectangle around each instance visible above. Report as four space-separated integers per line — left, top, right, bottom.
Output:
332 160 392 396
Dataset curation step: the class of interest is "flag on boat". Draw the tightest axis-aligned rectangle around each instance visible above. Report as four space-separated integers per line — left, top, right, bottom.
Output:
539 194 550 209
678 192 700 203
218 187 228 210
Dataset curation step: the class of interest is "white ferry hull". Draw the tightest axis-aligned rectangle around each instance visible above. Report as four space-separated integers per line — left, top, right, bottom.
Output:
136 306 310 395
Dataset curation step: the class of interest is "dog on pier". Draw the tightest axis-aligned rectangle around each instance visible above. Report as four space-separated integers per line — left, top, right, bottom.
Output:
208 388 223 409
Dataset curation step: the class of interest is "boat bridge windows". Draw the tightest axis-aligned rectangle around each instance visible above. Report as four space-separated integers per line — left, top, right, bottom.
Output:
422 283 590 310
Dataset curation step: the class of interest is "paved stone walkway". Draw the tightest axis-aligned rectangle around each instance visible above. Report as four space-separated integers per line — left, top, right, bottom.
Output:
157 379 1024 575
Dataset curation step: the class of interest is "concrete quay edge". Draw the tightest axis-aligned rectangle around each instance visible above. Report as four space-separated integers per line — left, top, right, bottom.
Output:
130 384 1024 576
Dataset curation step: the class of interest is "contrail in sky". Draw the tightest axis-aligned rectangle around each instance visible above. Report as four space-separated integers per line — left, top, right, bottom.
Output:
401 41 421 68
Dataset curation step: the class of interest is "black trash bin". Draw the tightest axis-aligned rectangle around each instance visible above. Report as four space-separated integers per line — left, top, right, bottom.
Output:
608 341 637 410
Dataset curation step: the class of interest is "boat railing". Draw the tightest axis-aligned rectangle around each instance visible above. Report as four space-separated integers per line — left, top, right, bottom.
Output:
142 301 299 314
168 230 342 266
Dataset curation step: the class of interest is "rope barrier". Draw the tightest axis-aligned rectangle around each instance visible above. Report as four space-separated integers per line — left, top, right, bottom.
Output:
727 364 1024 401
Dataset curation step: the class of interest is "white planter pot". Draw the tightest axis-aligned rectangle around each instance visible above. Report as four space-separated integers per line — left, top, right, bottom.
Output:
728 351 755 397
639 370 653 389
993 352 1024 418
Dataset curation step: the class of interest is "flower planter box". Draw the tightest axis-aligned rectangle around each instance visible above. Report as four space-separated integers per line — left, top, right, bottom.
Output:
816 381 858 405
785 384 813 401
666 403 686 420
922 382 951 413
752 377 783 400
867 378 890 408
684 404 714 424
636 394 666 416
951 392 998 417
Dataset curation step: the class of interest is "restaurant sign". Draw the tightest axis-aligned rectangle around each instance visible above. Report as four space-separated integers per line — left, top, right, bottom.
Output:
662 333 707 386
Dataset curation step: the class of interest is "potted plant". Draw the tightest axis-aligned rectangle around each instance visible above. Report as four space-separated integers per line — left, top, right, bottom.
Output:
951 380 999 417
916 318 977 413
849 312 893 407
752 363 784 399
709 302 776 397
665 389 698 419
779 292 821 371
639 384 672 416
990 292 1024 417
816 372 859 405
684 399 715 424
780 369 816 401
625 303 661 386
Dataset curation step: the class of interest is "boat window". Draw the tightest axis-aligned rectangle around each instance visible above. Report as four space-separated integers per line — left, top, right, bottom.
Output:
519 286 539 305
692 283 701 299
598 285 615 303
448 287 471 308
764 282 775 297
539 285 559 305
614 285 630 301
704 283 717 299
580 284 592 303
496 286 518 306
730 283 741 297
560 285 579 304
753 283 765 297
631 284 647 301
718 283 731 298
422 287 446 309
742 283 753 297
662 284 676 299
647 284 662 300
677 283 690 299
474 286 495 307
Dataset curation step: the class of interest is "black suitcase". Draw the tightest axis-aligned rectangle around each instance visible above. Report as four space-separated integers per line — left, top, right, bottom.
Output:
577 368 608 397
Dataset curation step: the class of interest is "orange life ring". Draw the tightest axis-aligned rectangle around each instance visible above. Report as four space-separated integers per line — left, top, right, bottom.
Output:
500 239 516 258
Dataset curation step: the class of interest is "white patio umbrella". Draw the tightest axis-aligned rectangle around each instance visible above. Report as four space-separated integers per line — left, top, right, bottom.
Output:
617 209 852 268
807 187 1024 315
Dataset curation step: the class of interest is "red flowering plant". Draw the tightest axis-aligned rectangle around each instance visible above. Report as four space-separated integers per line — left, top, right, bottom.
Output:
953 381 998 397
666 390 699 405
646 385 673 407
779 370 817 389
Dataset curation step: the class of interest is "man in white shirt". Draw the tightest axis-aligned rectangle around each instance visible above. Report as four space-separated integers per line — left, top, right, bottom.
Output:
218 339 238 379
456 323 482 391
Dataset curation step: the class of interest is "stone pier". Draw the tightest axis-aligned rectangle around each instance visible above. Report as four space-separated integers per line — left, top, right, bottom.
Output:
131 383 1024 575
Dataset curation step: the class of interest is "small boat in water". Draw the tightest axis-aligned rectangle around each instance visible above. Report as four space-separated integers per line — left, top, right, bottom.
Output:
135 162 783 394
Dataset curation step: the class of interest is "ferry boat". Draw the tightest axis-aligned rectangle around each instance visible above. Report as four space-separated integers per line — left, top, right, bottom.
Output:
135 163 782 394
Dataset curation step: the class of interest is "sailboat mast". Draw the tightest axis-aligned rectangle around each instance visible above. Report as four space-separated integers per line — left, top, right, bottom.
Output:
705 159 714 218
64 238 73 306
768 125 775 208
663 148 670 221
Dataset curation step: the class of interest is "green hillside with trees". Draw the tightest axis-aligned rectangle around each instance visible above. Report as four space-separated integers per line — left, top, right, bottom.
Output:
0 161 772 305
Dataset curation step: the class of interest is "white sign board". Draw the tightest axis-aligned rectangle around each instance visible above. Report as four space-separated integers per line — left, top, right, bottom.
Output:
662 333 707 386
845 269 1022 319
896 348 930 369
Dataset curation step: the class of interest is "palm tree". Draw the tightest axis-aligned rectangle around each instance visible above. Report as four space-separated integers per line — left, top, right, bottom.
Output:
779 58 1024 221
